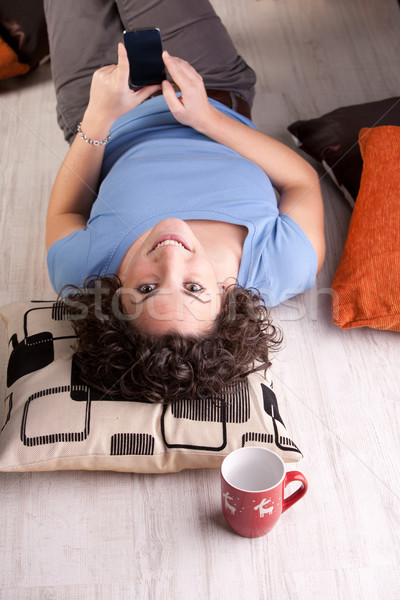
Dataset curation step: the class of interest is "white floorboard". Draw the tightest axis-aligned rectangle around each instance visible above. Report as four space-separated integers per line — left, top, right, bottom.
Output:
0 1 399 598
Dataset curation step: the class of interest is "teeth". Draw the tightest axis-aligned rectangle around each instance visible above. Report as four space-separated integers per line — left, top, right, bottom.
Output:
155 240 186 249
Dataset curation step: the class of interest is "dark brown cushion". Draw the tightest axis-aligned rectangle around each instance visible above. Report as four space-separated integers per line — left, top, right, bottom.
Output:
288 98 400 204
0 0 49 70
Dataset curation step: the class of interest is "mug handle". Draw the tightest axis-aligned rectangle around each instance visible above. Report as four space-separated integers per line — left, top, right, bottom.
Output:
282 471 308 513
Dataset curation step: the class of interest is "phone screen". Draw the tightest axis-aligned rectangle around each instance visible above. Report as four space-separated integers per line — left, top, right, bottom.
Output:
123 28 165 88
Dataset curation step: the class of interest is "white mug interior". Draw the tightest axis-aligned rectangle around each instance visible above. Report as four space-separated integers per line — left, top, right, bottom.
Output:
221 447 285 492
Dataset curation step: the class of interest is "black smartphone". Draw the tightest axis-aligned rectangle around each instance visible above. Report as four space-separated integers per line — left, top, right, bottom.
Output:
123 28 166 89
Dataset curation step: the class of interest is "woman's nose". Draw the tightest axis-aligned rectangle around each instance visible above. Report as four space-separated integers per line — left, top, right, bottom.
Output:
152 246 189 280
153 245 190 265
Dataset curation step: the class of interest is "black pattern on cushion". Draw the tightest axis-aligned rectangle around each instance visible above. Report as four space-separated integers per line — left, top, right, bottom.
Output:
288 97 400 205
0 301 302 472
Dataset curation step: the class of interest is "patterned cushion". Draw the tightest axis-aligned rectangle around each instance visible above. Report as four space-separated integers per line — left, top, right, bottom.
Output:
0 301 302 472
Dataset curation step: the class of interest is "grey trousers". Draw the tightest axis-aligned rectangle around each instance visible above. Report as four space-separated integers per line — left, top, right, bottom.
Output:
44 0 257 143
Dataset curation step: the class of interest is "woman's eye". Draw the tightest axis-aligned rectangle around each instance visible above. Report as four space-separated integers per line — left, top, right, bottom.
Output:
137 283 157 294
185 282 204 293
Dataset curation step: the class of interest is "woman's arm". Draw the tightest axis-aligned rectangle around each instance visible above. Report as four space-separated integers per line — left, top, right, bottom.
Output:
198 111 325 272
46 43 161 250
162 52 325 273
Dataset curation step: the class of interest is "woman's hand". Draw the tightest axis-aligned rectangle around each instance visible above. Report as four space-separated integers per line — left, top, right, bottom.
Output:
84 42 161 129
161 51 216 132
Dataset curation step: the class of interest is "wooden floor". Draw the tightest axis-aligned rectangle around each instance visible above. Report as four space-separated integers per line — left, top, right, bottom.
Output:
1 0 400 598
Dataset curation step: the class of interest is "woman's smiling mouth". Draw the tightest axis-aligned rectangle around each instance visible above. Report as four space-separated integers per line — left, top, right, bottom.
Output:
149 234 192 253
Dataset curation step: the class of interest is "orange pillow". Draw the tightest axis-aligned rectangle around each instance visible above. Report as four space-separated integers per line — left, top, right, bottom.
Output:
332 126 400 331
0 35 29 80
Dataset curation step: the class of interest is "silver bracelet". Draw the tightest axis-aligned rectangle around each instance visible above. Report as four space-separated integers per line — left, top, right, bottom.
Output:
76 122 111 146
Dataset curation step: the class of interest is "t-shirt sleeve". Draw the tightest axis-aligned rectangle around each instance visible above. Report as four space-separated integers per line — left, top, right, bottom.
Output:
47 229 91 294
252 214 318 307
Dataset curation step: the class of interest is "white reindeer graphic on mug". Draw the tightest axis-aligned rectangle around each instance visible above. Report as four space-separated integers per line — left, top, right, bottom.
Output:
222 491 236 515
223 491 275 519
254 498 274 518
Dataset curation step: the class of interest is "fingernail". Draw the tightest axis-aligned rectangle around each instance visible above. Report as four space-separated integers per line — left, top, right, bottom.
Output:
163 50 170 57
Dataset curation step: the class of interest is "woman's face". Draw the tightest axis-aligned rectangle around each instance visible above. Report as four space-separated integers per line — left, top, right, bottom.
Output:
118 219 224 335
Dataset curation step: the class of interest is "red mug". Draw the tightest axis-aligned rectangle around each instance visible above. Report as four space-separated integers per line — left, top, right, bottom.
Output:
221 447 308 538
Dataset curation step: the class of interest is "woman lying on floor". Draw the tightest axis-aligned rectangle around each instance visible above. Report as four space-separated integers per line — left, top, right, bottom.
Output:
44 0 325 403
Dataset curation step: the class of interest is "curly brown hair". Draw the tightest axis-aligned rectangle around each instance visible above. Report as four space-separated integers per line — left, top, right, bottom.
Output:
61 275 282 403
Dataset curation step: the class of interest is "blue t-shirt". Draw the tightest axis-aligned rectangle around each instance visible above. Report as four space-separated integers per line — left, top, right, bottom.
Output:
47 96 317 307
